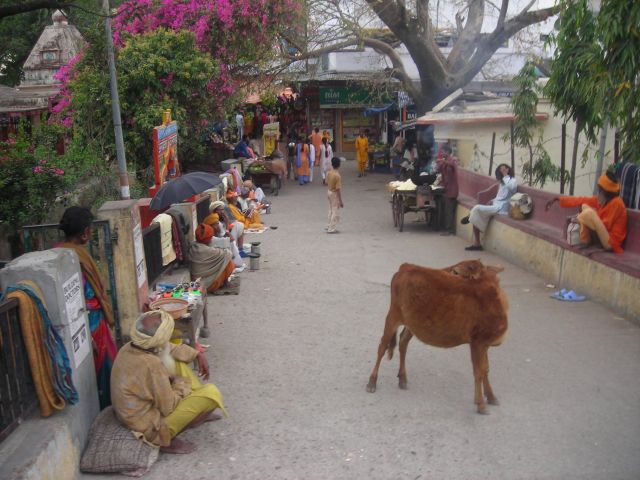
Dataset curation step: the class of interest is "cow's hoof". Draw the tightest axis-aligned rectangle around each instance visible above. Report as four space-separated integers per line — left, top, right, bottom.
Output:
366 382 377 393
398 378 408 390
487 397 500 406
477 405 490 415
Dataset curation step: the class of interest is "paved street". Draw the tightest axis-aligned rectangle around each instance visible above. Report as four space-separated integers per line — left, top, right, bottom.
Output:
93 160 640 480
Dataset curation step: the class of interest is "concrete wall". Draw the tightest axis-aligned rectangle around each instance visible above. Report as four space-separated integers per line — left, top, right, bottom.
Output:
0 249 100 480
97 200 148 340
456 206 640 324
433 99 616 197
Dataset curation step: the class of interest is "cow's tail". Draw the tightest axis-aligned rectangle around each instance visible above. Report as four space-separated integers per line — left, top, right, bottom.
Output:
386 330 397 360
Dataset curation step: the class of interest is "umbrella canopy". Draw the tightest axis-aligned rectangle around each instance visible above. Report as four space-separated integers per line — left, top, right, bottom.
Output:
150 172 222 210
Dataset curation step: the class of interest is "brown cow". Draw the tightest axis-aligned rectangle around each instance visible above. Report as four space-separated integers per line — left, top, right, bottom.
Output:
366 260 508 414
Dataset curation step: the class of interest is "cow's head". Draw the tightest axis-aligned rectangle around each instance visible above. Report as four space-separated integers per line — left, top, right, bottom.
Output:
447 260 504 280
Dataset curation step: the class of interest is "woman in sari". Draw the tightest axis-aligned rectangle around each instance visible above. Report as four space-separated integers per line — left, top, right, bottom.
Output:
58 206 117 410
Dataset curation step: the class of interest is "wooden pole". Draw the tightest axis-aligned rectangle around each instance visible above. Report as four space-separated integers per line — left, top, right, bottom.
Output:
569 121 581 196
560 123 566 194
509 121 515 176
488 132 496 176
614 130 619 163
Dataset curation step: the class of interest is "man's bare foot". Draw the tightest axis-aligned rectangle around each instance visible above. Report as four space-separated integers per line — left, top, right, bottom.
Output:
160 437 197 454
187 410 222 430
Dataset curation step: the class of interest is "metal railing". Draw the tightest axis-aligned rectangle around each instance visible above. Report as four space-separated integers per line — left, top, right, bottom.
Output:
0 298 37 444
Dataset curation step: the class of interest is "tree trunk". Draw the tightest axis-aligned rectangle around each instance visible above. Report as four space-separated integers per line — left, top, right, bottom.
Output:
569 120 582 196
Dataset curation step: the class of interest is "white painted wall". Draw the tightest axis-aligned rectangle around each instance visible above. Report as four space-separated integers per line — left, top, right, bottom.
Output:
434 99 615 197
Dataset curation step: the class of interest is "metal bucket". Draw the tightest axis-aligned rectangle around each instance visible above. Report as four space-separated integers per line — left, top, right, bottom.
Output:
248 252 260 270
251 241 261 255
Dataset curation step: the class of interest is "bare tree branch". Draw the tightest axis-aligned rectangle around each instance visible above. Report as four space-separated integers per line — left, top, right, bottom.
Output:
448 0 485 69
0 0 74 19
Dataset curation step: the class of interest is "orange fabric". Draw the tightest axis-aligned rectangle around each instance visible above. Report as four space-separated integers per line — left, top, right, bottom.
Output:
7 289 66 417
597 174 620 193
297 144 310 177
311 132 322 164
559 196 628 253
206 260 235 292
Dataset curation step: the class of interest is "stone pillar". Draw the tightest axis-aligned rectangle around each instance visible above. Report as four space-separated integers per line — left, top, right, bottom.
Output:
0 249 99 443
97 200 148 338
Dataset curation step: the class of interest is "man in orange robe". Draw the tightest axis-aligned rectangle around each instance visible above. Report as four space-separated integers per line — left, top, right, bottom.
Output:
546 172 628 253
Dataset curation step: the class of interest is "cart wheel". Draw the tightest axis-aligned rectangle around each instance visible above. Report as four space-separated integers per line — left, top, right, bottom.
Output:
398 197 405 232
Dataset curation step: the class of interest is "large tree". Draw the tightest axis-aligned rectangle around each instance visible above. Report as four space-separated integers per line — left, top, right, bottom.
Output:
284 0 560 113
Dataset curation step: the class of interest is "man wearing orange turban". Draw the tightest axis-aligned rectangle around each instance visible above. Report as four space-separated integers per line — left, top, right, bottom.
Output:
189 223 236 292
546 172 628 253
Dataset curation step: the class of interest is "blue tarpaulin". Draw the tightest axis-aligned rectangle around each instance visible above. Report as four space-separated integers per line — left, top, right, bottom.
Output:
363 103 395 117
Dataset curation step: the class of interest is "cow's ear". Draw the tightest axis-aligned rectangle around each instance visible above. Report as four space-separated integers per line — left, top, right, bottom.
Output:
486 265 504 274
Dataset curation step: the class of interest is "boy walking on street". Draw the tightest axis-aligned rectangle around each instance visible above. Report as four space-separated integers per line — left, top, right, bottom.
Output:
326 157 344 233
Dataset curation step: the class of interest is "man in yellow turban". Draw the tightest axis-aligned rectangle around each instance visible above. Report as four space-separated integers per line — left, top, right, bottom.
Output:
111 310 226 454
546 171 628 253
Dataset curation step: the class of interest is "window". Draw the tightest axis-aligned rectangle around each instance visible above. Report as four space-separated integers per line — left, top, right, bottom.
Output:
42 51 58 62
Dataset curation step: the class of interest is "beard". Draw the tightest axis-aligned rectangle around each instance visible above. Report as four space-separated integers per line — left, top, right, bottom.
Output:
157 343 176 375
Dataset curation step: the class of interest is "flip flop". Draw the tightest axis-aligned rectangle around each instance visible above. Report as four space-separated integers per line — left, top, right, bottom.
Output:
550 289 586 302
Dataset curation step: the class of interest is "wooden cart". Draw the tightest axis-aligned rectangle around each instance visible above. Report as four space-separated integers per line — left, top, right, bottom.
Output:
245 163 282 196
249 170 281 196
391 189 438 232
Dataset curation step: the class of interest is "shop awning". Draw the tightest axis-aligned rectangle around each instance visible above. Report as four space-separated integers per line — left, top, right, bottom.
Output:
363 103 395 117
416 110 548 126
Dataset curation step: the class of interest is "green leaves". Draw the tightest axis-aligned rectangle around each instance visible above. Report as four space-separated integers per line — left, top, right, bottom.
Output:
545 0 640 164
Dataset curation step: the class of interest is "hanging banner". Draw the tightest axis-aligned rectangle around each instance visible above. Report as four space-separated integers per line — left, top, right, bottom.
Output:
151 120 179 196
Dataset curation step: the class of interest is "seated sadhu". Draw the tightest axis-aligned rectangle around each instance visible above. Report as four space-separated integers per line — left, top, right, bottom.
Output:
110 310 226 454
546 172 628 253
226 189 264 229
190 223 236 292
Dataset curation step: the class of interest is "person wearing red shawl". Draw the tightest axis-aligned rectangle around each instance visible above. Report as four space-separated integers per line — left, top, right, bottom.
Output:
58 206 117 410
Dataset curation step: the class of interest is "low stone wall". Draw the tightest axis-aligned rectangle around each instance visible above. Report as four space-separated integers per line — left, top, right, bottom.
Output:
456 204 640 324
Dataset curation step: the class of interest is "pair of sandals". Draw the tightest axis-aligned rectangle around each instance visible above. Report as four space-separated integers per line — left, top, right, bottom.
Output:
550 289 586 302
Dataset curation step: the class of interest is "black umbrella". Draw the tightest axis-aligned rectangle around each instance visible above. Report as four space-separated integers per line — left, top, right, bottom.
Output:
150 172 222 210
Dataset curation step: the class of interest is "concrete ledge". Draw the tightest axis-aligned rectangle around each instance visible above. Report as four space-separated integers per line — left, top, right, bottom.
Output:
457 205 640 324
0 410 81 480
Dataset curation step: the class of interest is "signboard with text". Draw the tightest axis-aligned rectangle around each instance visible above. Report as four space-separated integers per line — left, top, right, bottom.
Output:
319 87 389 108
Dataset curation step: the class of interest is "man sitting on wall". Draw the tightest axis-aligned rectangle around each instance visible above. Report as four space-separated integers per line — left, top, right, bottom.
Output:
190 223 236 292
111 310 226 454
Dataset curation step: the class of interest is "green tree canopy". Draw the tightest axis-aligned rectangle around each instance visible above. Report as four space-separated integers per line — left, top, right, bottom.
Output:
545 0 640 164
64 29 220 170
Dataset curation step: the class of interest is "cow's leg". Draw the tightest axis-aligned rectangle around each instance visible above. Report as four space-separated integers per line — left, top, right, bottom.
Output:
482 348 499 406
397 327 413 390
470 343 489 414
366 313 398 393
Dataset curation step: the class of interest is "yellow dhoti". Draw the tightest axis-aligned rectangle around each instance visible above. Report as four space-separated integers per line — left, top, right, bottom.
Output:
164 361 227 438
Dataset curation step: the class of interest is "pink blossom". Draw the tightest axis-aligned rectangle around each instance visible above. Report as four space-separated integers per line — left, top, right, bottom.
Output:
54 169 65 175
32 166 43 173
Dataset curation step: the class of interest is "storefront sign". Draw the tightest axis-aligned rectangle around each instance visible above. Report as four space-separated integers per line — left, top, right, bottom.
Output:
320 87 388 108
